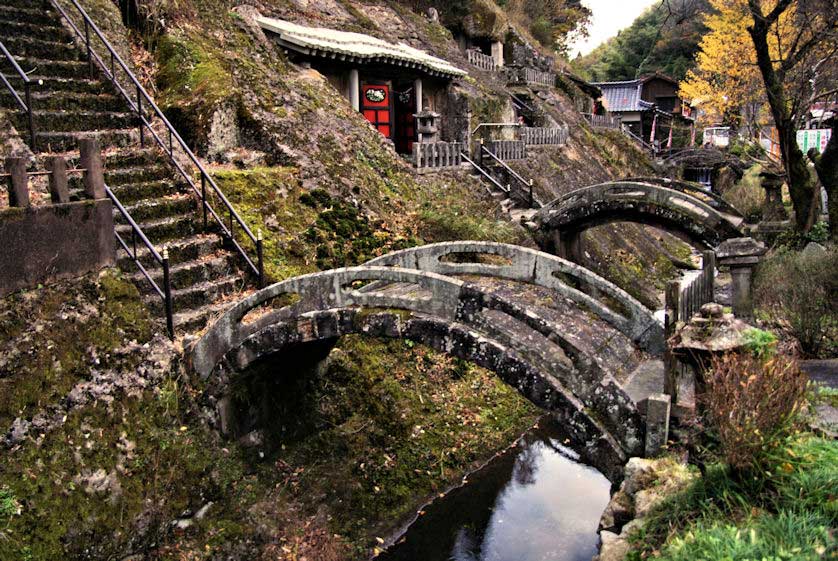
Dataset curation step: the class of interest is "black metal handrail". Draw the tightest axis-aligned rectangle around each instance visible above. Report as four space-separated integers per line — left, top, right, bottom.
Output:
106 186 175 338
480 144 540 208
0 41 35 150
460 151 510 195
49 0 264 287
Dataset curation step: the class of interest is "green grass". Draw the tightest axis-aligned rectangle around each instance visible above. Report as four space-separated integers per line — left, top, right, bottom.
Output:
629 436 838 560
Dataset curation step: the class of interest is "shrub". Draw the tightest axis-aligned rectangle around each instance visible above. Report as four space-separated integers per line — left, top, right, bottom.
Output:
753 248 838 357
702 352 808 475
723 164 764 222
742 327 777 360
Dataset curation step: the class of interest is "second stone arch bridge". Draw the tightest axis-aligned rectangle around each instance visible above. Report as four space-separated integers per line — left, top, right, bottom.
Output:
191 242 668 474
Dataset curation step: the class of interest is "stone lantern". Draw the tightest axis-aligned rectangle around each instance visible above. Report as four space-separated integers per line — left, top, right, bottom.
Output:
716 237 767 319
414 108 440 143
759 171 788 221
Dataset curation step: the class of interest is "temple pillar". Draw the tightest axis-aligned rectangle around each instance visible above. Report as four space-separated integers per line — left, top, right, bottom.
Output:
348 69 360 111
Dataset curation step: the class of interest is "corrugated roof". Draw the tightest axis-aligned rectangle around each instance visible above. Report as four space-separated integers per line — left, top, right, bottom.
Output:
592 80 653 112
257 16 467 78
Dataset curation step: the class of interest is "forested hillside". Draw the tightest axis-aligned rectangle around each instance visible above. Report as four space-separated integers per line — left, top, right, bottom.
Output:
571 0 711 81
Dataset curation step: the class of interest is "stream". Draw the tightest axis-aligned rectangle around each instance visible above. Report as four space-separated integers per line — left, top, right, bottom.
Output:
379 415 611 561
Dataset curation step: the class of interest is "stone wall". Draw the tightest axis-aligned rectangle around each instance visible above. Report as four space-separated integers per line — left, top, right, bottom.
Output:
0 200 115 297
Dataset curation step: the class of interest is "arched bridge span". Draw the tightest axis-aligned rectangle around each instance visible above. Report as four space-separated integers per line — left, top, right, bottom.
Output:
191 263 652 467
533 181 744 259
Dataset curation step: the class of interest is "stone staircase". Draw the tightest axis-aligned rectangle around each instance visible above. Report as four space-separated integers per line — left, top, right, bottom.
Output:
0 0 247 334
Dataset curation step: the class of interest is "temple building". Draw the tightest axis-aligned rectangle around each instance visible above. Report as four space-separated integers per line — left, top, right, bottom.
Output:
257 16 467 154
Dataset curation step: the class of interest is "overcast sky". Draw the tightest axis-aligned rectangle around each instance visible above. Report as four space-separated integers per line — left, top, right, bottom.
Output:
570 0 660 58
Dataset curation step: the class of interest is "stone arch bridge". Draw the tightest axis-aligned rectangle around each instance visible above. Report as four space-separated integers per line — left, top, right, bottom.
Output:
190 242 667 474
532 180 744 261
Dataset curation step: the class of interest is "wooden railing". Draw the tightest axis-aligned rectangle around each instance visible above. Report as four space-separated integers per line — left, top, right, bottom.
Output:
413 141 463 171
520 126 568 146
519 68 555 87
665 250 716 335
466 49 497 72
486 140 527 161
583 113 621 130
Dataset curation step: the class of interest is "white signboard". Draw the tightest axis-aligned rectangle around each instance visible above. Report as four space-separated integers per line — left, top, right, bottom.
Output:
796 128 831 154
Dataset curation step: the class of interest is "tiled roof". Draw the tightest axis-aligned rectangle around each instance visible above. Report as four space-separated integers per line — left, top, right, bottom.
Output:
257 16 467 78
592 80 655 112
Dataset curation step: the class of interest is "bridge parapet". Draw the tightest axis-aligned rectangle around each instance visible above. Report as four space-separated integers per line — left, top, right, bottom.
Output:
535 181 744 253
365 241 664 354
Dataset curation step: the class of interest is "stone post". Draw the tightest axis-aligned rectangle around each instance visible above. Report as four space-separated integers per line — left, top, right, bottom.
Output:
45 156 70 204
78 137 105 199
716 237 767 320
4 157 29 208
759 171 787 221
643 393 671 457
491 41 504 67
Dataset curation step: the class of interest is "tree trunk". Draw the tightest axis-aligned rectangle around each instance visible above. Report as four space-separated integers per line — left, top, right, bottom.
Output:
809 119 838 241
747 3 818 232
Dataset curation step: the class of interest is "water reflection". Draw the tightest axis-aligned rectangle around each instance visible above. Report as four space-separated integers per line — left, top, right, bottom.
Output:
379 417 611 561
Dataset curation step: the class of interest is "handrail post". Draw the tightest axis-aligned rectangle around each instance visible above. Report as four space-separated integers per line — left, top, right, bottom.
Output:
5 157 30 208
136 85 144 148
529 179 534 208
84 19 93 78
201 173 208 230
24 81 35 152
162 248 174 339
78 137 105 199
256 229 265 288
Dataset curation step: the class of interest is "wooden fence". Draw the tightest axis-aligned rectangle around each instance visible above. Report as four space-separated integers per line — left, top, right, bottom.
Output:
413 141 463 172
466 49 497 72
520 125 569 146
486 140 527 161
522 68 555 87
665 250 716 335
583 113 622 130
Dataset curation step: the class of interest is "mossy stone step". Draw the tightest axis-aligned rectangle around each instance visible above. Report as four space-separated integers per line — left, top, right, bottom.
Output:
0 90 124 112
116 214 197 245
108 179 181 205
173 301 233 334
119 195 196 223
1 57 91 79
35 129 138 153
0 20 68 40
105 148 161 169
0 36 82 62
0 4 54 22
11 110 137 133
144 275 244 315
135 254 238 292
105 165 173 186
5 76 108 95
117 233 222 270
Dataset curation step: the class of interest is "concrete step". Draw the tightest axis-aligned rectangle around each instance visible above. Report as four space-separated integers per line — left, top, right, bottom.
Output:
34 128 138 153
0 36 83 62
116 214 196 245
109 179 180 205
117 233 223 269
0 20 69 41
144 275 244 314
0 90 124 112
106 164 172 186
120 194 196 223
11 109 137 133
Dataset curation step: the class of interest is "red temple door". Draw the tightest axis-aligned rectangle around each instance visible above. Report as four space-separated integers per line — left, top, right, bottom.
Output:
360 83 392 138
